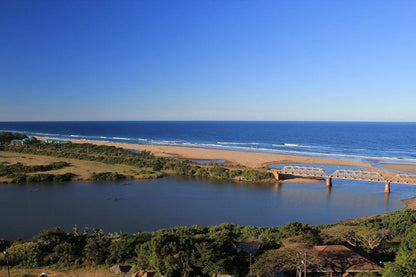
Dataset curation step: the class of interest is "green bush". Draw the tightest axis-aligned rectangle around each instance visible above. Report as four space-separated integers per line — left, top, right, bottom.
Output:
89 172 127 181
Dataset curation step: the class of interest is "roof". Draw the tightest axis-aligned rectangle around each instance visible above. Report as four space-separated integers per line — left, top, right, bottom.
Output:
312 245 383 273
45 139 71 143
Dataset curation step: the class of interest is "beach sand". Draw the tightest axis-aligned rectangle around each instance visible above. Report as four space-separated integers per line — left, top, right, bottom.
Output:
380 163 416 174
39 137 410 179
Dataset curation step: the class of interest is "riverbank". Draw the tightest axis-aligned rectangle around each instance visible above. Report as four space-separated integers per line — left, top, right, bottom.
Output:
403 196 416 209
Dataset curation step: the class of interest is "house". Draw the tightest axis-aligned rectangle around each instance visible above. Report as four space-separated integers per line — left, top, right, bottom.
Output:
309 245 383 276
10 137 36 145
44 139 71 144
10 139 23 145
22 137 36 144
131 270 157 277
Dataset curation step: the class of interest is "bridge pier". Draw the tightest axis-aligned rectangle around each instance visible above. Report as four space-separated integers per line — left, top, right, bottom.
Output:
274 172 280 181
385 181 390 193
326 177 332 187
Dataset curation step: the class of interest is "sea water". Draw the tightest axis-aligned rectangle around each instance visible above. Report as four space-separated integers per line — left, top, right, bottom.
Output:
1 121 415 164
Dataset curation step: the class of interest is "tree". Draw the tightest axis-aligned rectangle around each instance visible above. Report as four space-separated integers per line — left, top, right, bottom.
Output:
357 228 390 250
383 224 416 277
322 225 360 247
49 242 79 266
322 225 389 251
83 237 109 265
253 243 323 277
7 241 43 267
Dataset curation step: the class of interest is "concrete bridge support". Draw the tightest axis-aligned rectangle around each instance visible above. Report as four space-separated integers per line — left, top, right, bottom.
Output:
385 181 390 193
275 172 280 181
326 177 332 187
271 171 280 181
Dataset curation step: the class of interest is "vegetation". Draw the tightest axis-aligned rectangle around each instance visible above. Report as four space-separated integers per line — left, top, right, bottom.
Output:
0 132 27 149
3 132 416 276
0 161 70 176
1 209 416 276
11 172 76 183
89 172 129 181
0 132 275 184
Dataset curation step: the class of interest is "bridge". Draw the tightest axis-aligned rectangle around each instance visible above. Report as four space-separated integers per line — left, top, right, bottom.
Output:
270 165 416 193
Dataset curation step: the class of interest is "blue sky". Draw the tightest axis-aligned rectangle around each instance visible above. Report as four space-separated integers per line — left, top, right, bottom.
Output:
1 0 415 121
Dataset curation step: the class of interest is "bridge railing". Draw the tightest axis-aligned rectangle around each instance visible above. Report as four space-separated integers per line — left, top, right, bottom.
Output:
331 169 385 182
390 174 416 184
279 165 328 177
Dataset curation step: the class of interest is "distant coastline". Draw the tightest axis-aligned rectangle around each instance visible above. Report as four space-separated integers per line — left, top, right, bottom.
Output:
38 136 416 180
2 121 416 165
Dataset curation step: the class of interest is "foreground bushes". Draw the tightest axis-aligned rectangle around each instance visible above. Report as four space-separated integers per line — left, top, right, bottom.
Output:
2 209 416 276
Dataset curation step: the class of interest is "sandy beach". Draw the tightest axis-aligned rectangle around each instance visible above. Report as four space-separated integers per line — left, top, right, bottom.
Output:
39 137 414 179
380 163 416 174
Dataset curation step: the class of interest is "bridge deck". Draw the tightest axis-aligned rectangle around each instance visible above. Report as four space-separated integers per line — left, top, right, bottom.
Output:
273 165 416 185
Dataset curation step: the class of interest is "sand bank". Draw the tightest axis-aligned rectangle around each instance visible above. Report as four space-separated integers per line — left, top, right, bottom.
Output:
380 163 416 174
44 137 372 168
38 137 407 178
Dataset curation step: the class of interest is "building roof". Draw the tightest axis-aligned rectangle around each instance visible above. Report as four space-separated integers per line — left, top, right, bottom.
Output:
312 245 383 273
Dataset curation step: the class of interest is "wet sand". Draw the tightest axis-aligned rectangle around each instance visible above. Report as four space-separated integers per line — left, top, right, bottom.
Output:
403 197 416 209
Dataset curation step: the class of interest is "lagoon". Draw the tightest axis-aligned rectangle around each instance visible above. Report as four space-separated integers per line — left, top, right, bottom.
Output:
1 177 416 240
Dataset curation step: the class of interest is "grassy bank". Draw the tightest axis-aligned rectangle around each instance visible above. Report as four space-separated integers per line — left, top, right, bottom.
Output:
0 132 276 184
0 151 162 183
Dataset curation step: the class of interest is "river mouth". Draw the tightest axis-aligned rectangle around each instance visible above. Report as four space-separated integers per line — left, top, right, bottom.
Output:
1 176 415 240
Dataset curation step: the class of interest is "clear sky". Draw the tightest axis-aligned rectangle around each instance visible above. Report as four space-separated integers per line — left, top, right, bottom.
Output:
1 0 415 121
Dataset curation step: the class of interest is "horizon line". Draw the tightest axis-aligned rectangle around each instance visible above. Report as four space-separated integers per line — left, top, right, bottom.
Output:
0 120 415 123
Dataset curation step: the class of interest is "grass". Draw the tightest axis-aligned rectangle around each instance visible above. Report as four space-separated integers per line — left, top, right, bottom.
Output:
0 151 162 183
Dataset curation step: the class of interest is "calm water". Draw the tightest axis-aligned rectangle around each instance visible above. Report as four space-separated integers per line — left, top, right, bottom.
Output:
1 121 416 164
1 177 416 240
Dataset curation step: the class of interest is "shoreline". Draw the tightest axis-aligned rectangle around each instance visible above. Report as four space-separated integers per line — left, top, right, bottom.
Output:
39 136 414 177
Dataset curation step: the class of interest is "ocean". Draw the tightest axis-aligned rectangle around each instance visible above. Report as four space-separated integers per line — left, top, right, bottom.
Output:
1 121 415 164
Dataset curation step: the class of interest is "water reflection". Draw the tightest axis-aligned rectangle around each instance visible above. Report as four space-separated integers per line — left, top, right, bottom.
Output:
326 185 332 199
